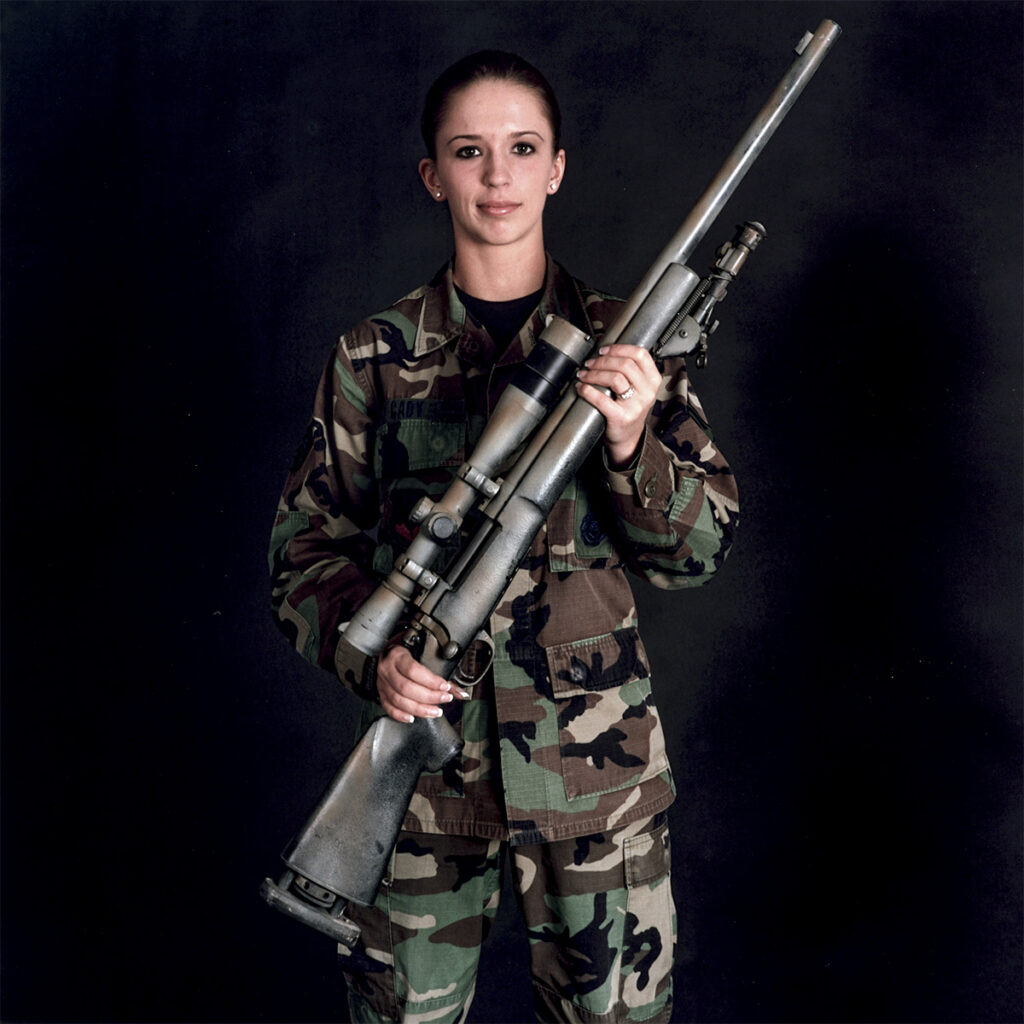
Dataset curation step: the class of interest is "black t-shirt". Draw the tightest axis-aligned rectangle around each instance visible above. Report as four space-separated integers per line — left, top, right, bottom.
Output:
455 284 545 350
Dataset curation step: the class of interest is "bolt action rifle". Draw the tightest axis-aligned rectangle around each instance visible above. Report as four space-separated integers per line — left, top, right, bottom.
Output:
261 20 841 947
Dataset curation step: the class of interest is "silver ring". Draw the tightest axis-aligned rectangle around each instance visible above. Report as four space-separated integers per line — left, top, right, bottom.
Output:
617 386 636 401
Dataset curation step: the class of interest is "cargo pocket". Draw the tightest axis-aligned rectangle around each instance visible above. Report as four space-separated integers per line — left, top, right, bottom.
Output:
545 628 669 800
624 813 670 889
622 814 675 1023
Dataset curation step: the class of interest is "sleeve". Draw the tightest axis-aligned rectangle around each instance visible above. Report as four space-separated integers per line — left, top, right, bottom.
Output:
268 330 382 700
601 354 739 589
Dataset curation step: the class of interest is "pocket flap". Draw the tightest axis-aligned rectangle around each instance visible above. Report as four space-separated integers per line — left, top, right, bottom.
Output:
624 815 670 888
546 626 650 698
376 418 465 475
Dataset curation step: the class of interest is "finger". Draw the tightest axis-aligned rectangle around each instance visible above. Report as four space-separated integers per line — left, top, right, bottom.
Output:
575 379 636 420
580 352 657 392
387 646 450 691
379 647 473 719
577 366 636 399
583 354 637 379
595 343 660 371
381 694 449 723
590 346 662 389
378 647 454 722
381 671 453 706
379 676 452 722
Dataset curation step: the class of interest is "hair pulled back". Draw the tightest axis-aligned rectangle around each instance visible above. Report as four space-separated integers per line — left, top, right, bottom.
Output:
421 50 562 160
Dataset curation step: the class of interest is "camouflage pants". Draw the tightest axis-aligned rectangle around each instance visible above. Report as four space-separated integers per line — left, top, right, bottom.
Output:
338 812 674 1023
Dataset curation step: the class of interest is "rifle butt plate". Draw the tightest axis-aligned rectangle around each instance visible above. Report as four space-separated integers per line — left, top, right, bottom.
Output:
260 874 361 948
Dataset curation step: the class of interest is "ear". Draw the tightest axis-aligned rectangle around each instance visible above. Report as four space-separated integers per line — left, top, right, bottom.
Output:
419 158 444 200
548 148 566 194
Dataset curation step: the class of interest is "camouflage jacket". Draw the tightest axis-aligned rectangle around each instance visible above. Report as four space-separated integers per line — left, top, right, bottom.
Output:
270 256 738 845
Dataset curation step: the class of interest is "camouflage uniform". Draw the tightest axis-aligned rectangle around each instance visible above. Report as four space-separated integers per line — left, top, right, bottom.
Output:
270 256 737 1021
343 812 674 1024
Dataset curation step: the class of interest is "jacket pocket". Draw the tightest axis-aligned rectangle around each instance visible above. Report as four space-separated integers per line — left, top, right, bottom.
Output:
545 627 669 800
624 812 671 888
547 476 623 573
373 415 465 477
372 410 467 575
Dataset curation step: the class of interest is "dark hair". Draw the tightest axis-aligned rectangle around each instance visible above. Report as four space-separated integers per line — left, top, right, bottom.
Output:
421 50 562 160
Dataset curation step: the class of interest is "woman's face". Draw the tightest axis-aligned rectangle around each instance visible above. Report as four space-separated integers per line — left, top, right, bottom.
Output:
419 79 565 255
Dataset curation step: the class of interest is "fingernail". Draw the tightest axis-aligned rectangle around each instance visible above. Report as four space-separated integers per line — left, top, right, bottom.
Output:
455 688 471 699
441 692 453 703
429 707 442 717
599 346 609 354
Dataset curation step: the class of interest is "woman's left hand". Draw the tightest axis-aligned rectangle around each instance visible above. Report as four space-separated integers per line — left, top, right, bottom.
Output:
575 344 661 469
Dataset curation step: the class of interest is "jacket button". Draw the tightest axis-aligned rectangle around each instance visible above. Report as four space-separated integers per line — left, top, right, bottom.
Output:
643 478 658 498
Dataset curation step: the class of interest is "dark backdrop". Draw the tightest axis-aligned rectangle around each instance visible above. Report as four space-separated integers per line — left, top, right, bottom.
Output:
2 2 1021 1022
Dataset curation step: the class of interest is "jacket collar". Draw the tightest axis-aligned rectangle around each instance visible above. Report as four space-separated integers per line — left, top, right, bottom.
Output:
411 254 581 363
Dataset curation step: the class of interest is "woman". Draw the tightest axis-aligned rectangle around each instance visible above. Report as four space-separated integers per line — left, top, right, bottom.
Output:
270 50 737 1024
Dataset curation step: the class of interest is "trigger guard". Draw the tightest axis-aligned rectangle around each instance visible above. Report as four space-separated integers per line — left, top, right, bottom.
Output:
453 632 494 688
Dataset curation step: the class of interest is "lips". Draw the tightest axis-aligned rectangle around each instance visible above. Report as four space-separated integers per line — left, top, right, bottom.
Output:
478 201 521 216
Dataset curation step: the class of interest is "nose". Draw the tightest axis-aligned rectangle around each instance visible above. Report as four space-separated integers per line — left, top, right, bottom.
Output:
483 151 511 188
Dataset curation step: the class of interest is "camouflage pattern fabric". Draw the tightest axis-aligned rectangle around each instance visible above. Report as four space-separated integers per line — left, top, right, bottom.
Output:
270 256 738 845
340 813 674 1023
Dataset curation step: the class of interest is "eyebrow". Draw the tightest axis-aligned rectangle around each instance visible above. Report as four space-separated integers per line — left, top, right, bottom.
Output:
445 130 546 145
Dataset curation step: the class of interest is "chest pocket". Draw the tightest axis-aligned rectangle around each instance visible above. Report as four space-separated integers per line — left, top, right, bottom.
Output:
373 412 466 478
372 404 468 576
547 476 623 573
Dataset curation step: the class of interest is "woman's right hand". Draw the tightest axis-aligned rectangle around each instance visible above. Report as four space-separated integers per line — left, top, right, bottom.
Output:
377 645 469 723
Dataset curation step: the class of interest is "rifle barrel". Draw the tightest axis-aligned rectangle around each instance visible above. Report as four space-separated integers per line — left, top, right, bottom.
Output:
603 19 842 346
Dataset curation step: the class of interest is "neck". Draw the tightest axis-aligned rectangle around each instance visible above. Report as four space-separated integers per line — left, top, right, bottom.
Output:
451 239 547 301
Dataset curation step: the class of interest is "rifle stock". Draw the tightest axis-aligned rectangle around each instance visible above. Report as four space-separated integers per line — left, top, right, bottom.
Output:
262 20 840 947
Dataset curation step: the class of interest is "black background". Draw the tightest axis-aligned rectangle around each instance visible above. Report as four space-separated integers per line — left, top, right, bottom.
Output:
2 2 1021 1022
